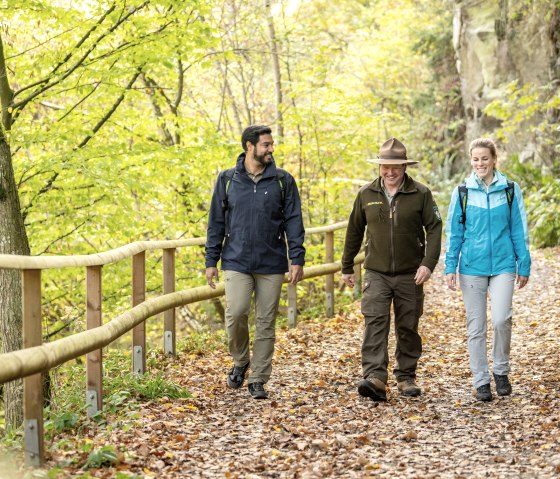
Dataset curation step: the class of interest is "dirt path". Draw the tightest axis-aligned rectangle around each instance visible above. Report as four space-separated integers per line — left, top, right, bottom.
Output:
49 248 560 478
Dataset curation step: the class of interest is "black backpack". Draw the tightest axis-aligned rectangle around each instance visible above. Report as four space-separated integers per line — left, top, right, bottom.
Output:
458 181 515 224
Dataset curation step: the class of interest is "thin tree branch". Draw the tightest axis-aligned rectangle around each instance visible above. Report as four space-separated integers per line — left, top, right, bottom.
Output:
12 2 148 115
36 220 88 255
13 4 117 98
76 68 142 149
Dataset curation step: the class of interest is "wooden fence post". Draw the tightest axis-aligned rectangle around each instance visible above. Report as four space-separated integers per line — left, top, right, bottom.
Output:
163 248 176 356
86 266 103 415
22 269 44 467
325 231 334 317
132 252 146 374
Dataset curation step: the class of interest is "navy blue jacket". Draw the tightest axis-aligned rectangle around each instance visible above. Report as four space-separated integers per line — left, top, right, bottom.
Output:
205 153 305 274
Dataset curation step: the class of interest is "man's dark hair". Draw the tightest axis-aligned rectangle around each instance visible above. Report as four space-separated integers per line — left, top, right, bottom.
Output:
241 125 272 152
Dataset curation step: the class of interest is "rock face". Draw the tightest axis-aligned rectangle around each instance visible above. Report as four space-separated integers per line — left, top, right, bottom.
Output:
453 0 559 170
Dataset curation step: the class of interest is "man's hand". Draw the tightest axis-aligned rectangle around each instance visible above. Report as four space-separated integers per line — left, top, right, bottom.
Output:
414 265 432 285
206 267 219 289
288 264 304 285
446 273 457 291
342 273 355 288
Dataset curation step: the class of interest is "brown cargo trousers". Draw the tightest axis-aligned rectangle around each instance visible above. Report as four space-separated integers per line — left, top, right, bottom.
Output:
361 269 424 384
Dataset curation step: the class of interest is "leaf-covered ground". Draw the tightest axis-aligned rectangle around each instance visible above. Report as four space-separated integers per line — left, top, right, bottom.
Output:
43 248 560 477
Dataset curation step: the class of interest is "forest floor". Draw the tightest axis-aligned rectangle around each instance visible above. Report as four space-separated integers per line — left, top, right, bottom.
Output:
15 248 560 478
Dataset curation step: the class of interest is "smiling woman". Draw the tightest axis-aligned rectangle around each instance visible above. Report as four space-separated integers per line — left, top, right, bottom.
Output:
469 138 498 186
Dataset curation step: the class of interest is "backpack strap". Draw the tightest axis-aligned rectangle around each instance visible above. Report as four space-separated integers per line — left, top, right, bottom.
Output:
458 180 515 225
458 184 468 225
505 180 515 210
220 168 236 211
276 171 286 208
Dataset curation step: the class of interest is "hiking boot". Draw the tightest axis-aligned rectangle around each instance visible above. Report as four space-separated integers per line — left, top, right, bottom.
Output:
475 383 492 402
357 376 387 402
493 373 512 396
248 382 268 399
227 363 249 389
397 378 422 397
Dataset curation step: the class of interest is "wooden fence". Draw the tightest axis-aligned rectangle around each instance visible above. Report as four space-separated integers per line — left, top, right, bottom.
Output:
0 221 363 466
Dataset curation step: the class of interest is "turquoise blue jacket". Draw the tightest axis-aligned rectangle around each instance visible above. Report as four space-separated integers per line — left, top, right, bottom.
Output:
445 171 531 277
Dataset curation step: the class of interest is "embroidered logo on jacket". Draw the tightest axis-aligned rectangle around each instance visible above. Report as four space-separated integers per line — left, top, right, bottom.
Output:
367 201 383 206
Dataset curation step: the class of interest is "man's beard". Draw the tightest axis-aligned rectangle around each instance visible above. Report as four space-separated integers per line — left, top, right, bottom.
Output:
254 152 272 166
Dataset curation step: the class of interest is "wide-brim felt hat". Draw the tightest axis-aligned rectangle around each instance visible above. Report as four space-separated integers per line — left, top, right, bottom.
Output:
367 137 419 165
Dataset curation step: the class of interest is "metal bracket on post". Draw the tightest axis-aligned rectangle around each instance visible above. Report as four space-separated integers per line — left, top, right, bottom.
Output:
86 390 99 416
288 307 296 328
24 419 40 467
133 345 144 374
164 330 173 356
326 292 334 317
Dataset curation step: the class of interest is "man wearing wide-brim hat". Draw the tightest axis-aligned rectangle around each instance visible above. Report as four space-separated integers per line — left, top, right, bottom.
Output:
341 137 442 401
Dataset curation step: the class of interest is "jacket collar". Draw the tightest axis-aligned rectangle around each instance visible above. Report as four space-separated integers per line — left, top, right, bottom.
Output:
465 170 509 191
235 152 278 179
369 173 417 194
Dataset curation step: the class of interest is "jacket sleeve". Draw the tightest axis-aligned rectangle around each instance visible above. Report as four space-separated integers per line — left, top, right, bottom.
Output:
205 173 227 268
341 191 366 274
420 188 443 272
510 182 531 276
283 174 306 266
444 186 465 275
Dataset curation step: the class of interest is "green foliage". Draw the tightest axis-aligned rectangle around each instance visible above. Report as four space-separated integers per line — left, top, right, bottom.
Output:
485 80 560 176
501 156 560 247
178 328 227 355
83 445 119 469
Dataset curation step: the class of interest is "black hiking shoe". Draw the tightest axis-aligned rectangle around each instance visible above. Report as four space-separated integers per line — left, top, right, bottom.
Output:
475 383 492 402
227 363 249 389
357 377 387 402
493 373 512 396
248 382 268 399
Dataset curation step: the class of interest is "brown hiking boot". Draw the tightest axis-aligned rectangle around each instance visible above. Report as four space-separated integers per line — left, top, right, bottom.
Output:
397 378 421 397
358 376 387 401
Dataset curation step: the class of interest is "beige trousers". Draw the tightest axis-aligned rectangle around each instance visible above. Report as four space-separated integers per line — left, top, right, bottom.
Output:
224 270 284 384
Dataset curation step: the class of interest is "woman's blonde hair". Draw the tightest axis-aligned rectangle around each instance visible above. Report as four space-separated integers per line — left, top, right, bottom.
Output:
469 138 497 159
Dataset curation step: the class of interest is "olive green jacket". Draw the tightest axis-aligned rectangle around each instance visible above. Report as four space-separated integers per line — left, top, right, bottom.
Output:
341 174 442 276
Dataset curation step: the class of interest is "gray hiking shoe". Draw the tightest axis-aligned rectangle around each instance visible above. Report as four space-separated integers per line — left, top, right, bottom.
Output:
493 373 512 396
475 383 492 402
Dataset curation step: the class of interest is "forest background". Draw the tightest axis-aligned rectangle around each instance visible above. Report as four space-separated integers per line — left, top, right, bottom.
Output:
0 0 559 432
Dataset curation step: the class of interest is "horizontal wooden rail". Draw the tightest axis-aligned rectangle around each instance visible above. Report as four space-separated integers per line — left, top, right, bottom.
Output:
0 254 363 385
0 220 356 466
0 222 349 271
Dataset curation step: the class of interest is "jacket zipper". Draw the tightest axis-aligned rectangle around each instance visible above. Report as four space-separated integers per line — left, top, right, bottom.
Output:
390 196 396 274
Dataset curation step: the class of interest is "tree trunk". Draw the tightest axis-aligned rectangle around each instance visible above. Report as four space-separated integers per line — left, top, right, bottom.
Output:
0 134 31 431
265 0 284 145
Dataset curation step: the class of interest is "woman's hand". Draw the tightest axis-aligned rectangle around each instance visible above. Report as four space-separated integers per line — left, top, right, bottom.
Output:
446 273 457 291
517 275 529 289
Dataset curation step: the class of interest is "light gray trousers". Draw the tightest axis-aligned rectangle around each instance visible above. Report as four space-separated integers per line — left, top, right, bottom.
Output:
459 273 516 388
224 270 284 384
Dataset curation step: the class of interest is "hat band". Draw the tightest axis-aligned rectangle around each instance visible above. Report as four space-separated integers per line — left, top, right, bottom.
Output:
379 155 407 160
